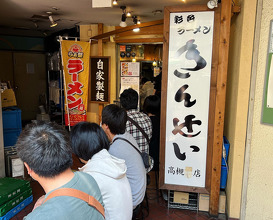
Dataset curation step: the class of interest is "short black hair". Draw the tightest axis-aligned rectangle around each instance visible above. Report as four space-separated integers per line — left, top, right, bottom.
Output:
16 121 72 178
143 95 161 116
102 104 127 135
141 77 148 85
120 88 138 110
70 122 109 161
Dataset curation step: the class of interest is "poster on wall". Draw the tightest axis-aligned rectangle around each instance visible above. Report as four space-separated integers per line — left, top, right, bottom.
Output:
90 57 110 104
120 76 139 95
164 11 214 187
262 20 273 125
61 40 90 126
121 62 140 76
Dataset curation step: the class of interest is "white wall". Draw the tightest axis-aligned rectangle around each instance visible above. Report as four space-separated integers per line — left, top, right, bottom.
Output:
242 0 273 219
224 0 257 217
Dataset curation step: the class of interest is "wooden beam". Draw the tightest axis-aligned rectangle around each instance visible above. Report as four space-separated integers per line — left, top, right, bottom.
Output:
98 23 103 56
91 37 110 44
209 0 232 216
114 38 163 43
116 25 163 37
90 19 164 40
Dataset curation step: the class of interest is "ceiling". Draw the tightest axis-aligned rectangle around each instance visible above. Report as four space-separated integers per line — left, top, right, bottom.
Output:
0 0 205 37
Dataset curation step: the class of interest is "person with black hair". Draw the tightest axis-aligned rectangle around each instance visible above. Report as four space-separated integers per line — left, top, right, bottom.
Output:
120 88 152 170
154 68 162 97
143 95 161 171
101 104 146 211
16 121 104 220
70 122 132 220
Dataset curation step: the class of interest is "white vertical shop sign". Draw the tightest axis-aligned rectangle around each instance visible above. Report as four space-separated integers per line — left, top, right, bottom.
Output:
165 11 214 187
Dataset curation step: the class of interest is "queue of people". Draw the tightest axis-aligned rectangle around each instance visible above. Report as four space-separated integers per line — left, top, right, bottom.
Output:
15 87 161 220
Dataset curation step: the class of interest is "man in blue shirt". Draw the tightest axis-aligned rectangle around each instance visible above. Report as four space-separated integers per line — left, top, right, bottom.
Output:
101 104 146 210
16 121 104 220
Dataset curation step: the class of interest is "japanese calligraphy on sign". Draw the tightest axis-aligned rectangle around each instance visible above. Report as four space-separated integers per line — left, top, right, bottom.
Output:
90 57 110 103
164 11 214 187
61 40 90 126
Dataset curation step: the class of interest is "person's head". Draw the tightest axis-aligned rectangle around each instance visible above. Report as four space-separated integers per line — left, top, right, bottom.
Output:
143 95 161 116
16 121 72 178
141 77 148 85
120 88 138 110
70 122 109 162
101 104 127 136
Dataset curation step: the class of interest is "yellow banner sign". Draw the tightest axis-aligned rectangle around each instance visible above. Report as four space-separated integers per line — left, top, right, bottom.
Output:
61 40 90 126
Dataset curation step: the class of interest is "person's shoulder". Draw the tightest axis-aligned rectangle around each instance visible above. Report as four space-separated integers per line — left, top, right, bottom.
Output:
113 133 138 148
139 111 152 123
129 110 149 119
75 171 98 186
24 203 59 220
139 111 149 117
124 132 139 146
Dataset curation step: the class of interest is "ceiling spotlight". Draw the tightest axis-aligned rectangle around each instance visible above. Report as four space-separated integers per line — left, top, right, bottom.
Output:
120 6 127 27
120 13 127 27
132 16 138 25
137 20 141 25
113 0 118 5
207 0 218 9
133 28 140 32
49 15 57 27
126 11 132 17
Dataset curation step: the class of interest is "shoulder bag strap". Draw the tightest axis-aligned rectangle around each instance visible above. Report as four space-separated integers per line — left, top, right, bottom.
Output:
43 188 105 219
112 137 142 156
127 116 150 143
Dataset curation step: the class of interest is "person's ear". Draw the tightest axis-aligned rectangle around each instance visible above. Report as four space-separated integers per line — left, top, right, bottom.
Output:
24 162 31 175
101 123 109 131
24 162 37 180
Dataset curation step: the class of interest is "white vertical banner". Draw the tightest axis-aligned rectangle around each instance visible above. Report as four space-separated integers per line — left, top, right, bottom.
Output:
165 11 214 187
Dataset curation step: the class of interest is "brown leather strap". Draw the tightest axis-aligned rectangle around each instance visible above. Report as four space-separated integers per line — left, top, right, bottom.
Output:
43 188 105 218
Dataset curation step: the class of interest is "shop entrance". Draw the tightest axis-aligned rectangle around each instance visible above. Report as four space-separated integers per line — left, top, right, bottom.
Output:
116 43 163 109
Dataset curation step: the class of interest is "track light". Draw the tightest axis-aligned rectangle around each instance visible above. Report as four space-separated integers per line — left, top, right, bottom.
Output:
207 0 218 9
137 20 141 25
132 16 138 25
113 0 118 5
126 11 132 17
120 6 127 27
120 13 127 27
49 15 57 27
